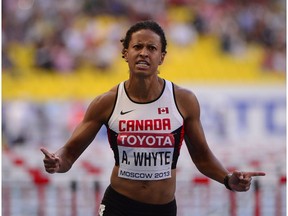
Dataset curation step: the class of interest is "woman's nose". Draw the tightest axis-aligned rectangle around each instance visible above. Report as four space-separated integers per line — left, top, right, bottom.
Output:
139 48 148 57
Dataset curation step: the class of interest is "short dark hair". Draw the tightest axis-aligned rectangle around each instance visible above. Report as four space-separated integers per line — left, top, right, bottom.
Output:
120 20 167 58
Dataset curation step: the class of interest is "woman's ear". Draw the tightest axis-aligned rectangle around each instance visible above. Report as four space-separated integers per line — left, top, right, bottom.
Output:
159 52 166 65
123 49 128 62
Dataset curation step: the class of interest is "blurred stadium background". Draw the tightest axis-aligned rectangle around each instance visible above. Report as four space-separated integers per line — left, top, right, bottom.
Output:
2 0 286 215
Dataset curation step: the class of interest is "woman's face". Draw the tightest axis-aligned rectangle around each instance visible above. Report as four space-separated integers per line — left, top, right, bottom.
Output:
123 29 166 77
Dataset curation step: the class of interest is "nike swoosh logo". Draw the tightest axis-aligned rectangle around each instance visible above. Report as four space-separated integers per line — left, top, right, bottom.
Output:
120 110 134 115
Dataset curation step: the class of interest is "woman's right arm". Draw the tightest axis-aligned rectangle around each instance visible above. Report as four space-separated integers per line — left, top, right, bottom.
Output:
41 88 117 173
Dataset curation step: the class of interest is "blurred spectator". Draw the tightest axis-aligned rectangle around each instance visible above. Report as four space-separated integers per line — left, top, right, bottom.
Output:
79 18 123 71
62 22 85 63
50 39 76 73
2 46 14 71
2 28 14 71
217 10 246 55
34 39 53 70
262 40 286 73
192 12 209 35
168 21 198 46
121 0 167 22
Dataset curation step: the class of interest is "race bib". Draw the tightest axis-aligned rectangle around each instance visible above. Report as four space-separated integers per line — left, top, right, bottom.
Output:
117 132 175 180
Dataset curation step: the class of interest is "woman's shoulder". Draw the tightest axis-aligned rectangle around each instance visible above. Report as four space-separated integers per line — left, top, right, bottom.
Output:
171 82 200 118
172 82 198 101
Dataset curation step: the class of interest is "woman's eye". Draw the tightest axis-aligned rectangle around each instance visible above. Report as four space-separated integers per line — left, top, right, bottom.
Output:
133 45 141 49
132 45 156 51
149 46 156 51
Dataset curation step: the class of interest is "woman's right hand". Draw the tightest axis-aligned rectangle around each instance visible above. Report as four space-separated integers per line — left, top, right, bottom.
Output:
40 148 61 174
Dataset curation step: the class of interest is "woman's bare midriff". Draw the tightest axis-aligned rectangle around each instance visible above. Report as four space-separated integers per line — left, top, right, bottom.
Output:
110 166 176 204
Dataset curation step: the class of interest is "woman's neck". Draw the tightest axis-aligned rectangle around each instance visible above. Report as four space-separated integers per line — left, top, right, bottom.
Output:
125 76 164 103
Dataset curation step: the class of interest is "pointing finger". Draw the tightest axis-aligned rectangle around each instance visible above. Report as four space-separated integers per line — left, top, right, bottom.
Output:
40 148 54 159
246 172 266 177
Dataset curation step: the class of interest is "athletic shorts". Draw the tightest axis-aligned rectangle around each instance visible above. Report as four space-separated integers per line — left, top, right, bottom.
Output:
98 185 177 216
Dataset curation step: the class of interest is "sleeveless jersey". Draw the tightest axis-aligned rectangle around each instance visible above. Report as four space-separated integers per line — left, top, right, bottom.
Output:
106 79 184 180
